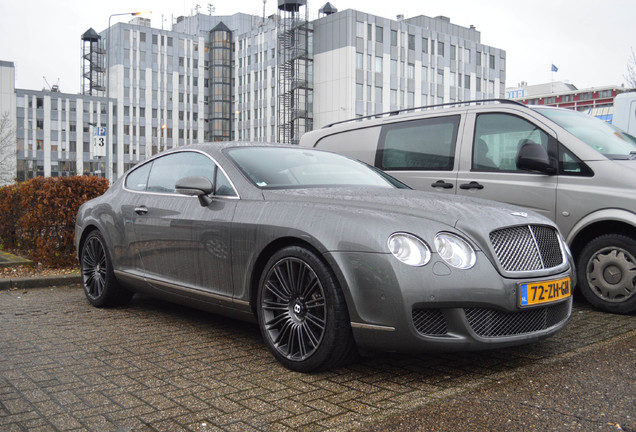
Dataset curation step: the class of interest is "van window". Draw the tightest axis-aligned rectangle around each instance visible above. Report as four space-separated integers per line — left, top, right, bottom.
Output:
377 116 460 170
473 113 550 171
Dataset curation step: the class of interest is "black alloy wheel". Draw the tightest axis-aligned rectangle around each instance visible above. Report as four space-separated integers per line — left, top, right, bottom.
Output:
81 231 132 308
257 246 356 372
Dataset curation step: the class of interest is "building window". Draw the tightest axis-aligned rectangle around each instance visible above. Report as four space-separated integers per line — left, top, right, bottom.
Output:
356 21 364 38
408 34 415 50
437 41 444 56
476 51 482 66
464 48 471 64
407 63 414 79
375 56 383 73
375 86 382 103
391 59 397 76
450 45 456 60
356 84 364 101
356 52 363 70
489 54 495 69
390 89 397 106
422 37 428 54
464 74 471 89
391 30 398 46
376 26 383 43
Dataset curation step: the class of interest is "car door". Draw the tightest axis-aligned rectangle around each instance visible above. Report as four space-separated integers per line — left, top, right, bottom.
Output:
133 151 237 299
456 111 558 222
376 114 462 194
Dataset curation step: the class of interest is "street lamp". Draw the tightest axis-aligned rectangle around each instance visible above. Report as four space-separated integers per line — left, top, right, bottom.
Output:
106 11 151 182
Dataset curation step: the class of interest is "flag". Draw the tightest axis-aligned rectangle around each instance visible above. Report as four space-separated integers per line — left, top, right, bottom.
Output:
551 64 558 72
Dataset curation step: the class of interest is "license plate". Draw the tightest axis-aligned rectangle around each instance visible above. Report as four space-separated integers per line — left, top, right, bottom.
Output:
519 277 571 307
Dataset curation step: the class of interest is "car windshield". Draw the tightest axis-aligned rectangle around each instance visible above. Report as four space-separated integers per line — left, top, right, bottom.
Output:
534 107 636 160
227 146 406 189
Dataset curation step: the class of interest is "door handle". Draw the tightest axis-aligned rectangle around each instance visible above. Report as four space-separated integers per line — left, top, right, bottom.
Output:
431 180 454 189
459 181 484 190
134 206 148 215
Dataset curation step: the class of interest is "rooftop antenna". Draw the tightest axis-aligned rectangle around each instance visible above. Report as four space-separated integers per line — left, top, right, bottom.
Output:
208 3 215 14
263 0 267 21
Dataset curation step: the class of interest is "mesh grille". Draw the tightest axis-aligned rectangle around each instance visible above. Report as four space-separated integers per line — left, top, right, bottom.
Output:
412 309 448 336
489 225 563 272
464 301 571 338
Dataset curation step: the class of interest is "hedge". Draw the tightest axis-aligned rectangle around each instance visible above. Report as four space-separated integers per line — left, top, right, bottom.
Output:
0 176 109 267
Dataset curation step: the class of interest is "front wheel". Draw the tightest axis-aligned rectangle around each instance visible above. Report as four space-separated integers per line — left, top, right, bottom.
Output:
256 246 356 372
577 234 636 314
80 230 133 308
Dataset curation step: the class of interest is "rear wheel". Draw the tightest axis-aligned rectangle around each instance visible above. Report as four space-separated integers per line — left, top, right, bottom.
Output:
81 231 133 308
577 234 636 314
257 246 356 372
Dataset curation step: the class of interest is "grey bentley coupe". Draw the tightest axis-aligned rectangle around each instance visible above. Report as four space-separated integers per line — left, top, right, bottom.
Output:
75 142 574 372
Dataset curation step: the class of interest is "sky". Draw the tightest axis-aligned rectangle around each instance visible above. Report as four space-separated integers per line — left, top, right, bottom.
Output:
1 0 635 94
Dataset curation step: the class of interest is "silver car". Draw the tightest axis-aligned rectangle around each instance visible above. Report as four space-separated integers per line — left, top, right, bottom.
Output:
76 143 574 372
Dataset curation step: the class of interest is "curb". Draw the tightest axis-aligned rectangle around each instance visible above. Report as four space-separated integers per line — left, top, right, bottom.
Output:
0 275 82 290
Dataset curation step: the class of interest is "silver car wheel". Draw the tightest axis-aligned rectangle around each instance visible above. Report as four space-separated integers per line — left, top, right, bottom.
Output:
82 235 108 301
261 257 327 362
586 246 636 303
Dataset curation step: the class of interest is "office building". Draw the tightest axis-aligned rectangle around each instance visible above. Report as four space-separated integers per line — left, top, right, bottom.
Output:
3 3 506 182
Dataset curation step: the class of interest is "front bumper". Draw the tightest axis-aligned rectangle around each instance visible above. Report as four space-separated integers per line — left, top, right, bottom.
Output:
326 251 573 353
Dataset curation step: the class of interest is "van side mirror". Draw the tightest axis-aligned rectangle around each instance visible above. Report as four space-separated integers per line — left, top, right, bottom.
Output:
516 142 556 175
175 176 214 206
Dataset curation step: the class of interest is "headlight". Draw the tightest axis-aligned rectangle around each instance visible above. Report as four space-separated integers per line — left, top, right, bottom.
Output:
388 233 431 266
434 233 476 269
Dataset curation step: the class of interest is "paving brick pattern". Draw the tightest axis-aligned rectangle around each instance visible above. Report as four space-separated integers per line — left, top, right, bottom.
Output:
0 286 634 431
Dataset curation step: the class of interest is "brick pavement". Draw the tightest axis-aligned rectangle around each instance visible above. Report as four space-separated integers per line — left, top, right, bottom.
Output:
1 285 634 431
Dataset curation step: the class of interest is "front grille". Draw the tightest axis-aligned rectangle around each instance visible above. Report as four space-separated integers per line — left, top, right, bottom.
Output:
412 309 448 336
489 225 563 272
465 300 571 338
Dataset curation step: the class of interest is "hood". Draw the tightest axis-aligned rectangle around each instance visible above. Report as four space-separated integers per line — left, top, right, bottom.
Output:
263 187 552 240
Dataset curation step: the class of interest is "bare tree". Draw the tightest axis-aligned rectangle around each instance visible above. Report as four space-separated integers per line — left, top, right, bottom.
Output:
626 47 636 89
0 111 17 185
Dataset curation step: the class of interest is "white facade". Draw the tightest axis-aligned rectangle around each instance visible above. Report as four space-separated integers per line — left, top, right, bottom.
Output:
0 61 17 185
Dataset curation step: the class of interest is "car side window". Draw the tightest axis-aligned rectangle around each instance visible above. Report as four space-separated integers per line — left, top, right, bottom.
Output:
125 162 152 191
559 145 594 177
214 169 236 197
473 113 550 172
376 115 460 171
146 152 216 194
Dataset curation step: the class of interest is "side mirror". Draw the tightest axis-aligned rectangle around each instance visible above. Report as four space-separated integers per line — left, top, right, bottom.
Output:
175 176 214 206
516 142 556 175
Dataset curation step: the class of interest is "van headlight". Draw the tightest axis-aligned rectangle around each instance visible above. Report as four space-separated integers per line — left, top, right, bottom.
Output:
388 233 431 266
434 233 476 269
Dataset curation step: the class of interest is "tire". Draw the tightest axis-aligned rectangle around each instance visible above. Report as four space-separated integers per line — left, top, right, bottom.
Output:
80 231 133 308
577 234 636 314
256 246 357 372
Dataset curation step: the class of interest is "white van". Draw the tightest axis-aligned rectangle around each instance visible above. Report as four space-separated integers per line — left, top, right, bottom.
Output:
300 99 636 314
613 92 636 136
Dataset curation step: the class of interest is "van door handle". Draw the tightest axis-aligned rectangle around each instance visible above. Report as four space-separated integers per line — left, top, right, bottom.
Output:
134 206 148 215
459 181 484 190
431 180 454 189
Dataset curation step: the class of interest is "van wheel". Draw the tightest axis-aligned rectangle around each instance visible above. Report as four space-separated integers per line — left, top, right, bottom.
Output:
577 234 636 314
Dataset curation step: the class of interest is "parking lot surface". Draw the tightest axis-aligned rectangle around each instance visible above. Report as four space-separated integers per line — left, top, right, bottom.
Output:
1 285 634 431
